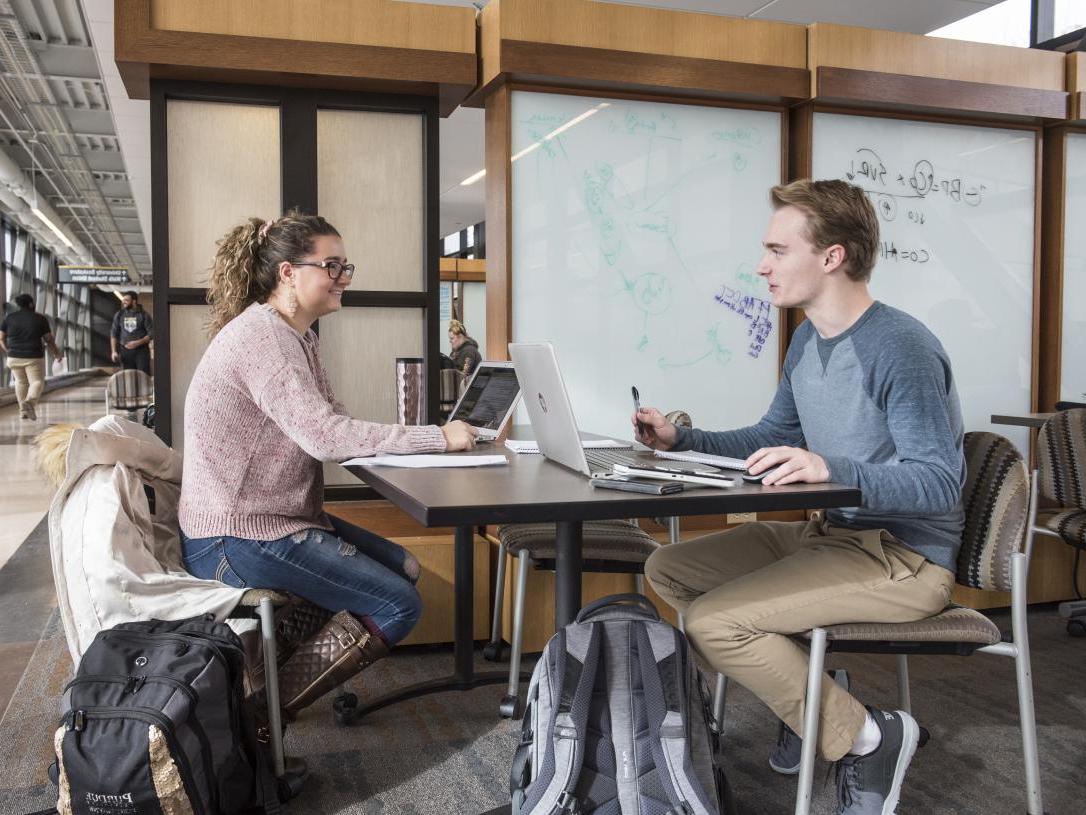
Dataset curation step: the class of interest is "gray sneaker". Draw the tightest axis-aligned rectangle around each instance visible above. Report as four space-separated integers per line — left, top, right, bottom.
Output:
835 707 920 815
769 669 850 775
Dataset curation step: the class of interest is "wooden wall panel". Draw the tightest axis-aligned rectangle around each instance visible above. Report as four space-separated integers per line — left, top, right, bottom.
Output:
484 86 513 361
808 23 1065 94
150 0 475 53
480 0 806 88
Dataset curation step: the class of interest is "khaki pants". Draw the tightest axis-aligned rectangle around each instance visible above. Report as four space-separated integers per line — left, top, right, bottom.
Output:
645 518 954 760
7 357 45 411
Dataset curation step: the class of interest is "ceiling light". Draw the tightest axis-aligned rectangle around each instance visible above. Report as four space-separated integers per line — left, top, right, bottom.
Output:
460 168 487 186
457 102 611 186
32 206 74 248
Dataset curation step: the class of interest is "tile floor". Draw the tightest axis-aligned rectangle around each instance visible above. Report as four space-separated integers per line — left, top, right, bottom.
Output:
0 378 114 570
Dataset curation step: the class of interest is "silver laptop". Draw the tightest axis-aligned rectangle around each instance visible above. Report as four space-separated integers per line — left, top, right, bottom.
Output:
448 361 522 441
508 342 643 476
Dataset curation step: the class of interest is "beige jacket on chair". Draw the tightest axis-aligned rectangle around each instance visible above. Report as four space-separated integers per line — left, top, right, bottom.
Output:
48 416 244 664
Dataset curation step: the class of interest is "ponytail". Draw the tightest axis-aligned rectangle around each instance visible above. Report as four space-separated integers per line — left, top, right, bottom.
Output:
205 211 340 336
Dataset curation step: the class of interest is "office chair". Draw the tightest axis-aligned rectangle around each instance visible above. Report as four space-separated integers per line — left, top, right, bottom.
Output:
484 519 661 717
778 432 1044 815
105 369 153 421
1034 408 1086 635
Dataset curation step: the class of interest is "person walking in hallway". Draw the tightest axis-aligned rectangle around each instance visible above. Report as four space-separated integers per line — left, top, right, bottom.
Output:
1 293 63 420
110 290 153 374
635 179 965 815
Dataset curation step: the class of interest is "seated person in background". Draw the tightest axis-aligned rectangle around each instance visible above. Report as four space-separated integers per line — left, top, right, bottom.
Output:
178 211 477 721
636 179 965 814
448 318 482 376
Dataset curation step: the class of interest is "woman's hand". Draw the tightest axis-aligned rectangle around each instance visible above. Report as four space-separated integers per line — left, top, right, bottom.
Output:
631 406 678 450
441 420 479 451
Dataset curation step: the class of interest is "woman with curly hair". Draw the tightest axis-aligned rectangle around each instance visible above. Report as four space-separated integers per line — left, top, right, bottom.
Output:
178 211 477 720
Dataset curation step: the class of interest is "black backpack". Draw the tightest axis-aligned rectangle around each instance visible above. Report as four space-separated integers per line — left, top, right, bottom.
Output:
54 616 278 815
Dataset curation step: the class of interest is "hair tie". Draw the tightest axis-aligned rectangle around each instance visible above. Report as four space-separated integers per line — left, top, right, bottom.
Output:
257 221 272 244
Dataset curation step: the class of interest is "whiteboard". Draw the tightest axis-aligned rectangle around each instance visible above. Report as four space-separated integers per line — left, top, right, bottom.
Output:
1061 132 1086 403
511 91 782 439
812 113 1035 455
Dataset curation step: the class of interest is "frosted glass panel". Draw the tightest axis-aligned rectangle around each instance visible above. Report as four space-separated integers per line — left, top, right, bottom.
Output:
319 307 425 485
318 109 424 292
167 101 281 288
169 305 212 450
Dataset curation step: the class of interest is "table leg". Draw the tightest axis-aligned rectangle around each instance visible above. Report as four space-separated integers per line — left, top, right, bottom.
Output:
454 523 474 682
333 524 525 725
554 520 584 627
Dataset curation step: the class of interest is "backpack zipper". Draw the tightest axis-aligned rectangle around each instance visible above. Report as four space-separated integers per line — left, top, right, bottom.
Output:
67 705 212 815
64 674 199 707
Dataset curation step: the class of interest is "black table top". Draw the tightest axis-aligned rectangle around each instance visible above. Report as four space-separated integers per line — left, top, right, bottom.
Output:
344 436 862 527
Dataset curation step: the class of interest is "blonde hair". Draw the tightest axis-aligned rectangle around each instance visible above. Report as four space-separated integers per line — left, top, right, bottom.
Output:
35 423 81 487
770 179 879 282
448 319 466 336
205 210 340 336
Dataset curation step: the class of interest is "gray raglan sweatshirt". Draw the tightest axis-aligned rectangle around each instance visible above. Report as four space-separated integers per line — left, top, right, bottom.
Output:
673 301 966 572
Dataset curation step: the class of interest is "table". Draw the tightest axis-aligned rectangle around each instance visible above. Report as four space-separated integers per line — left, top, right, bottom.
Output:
991 412 1055 429
341 438 861 723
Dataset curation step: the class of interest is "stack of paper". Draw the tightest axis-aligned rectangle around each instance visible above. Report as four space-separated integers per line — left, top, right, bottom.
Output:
342 454 507 468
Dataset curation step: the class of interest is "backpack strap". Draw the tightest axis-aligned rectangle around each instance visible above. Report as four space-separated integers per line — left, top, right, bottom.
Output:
634 625 713 815
517 624 602 815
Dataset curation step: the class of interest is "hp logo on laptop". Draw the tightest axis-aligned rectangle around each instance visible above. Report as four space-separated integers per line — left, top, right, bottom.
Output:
537 393 548 414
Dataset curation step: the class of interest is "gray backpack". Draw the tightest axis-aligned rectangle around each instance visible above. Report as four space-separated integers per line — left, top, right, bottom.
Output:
510 594 733 815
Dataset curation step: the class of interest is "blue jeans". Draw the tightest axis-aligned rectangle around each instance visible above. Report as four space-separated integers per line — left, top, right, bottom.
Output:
181 516 421 646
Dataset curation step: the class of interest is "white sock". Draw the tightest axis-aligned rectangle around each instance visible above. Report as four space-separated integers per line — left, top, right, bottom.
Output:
848 711 882 756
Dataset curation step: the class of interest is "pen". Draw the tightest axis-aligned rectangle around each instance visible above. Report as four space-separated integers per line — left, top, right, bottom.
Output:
632 385 647 437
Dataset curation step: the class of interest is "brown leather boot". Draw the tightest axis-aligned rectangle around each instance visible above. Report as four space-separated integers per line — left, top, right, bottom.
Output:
277 610 389 718
246 599 334 698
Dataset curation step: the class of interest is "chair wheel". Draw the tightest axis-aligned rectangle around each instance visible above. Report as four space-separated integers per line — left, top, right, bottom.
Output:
332 692 358 725
1068 619 1086 637
918 725 931 748
499 695 521 718
483 641 504 662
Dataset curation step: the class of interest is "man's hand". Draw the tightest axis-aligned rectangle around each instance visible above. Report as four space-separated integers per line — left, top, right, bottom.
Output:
111 350 120 363
631 406 678 450
124 340 141 350
441 420 479 451
746 446 830 486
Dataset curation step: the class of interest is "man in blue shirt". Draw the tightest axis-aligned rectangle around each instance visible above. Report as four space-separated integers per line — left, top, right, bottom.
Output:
637 179 965 815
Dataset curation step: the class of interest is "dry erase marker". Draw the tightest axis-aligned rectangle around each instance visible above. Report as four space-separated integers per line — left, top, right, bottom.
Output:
632 385 647 437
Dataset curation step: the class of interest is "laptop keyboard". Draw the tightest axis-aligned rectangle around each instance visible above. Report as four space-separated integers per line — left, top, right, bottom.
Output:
585 448 643 471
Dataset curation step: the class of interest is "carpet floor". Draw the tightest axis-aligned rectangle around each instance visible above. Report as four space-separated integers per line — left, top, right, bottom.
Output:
0 606 1083 814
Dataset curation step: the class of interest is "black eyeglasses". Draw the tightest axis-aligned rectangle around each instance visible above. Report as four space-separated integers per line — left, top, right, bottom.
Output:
291 260 356 282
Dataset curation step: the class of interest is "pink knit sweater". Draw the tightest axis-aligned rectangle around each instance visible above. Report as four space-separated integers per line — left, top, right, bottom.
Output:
178 302 446 540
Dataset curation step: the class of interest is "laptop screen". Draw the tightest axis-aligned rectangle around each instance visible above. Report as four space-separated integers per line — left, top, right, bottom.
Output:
449 365 521 431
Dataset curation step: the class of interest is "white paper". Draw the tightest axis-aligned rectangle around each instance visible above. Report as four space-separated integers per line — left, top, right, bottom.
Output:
505 439 630 454
341 454 508 469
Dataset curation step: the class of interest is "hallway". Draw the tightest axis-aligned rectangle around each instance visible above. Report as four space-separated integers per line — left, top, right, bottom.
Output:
0 377 115 570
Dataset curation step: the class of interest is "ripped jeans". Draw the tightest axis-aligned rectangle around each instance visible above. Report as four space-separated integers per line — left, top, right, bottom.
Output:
180 515 422 646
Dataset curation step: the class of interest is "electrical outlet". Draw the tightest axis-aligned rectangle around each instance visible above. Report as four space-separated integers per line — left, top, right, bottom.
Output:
727 512 757 525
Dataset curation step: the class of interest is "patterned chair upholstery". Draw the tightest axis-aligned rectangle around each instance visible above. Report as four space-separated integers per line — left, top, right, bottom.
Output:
1035 409 1086 558
105 369 154 413
814 432 1028 651
789 431 1045 815
499 519 660 566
